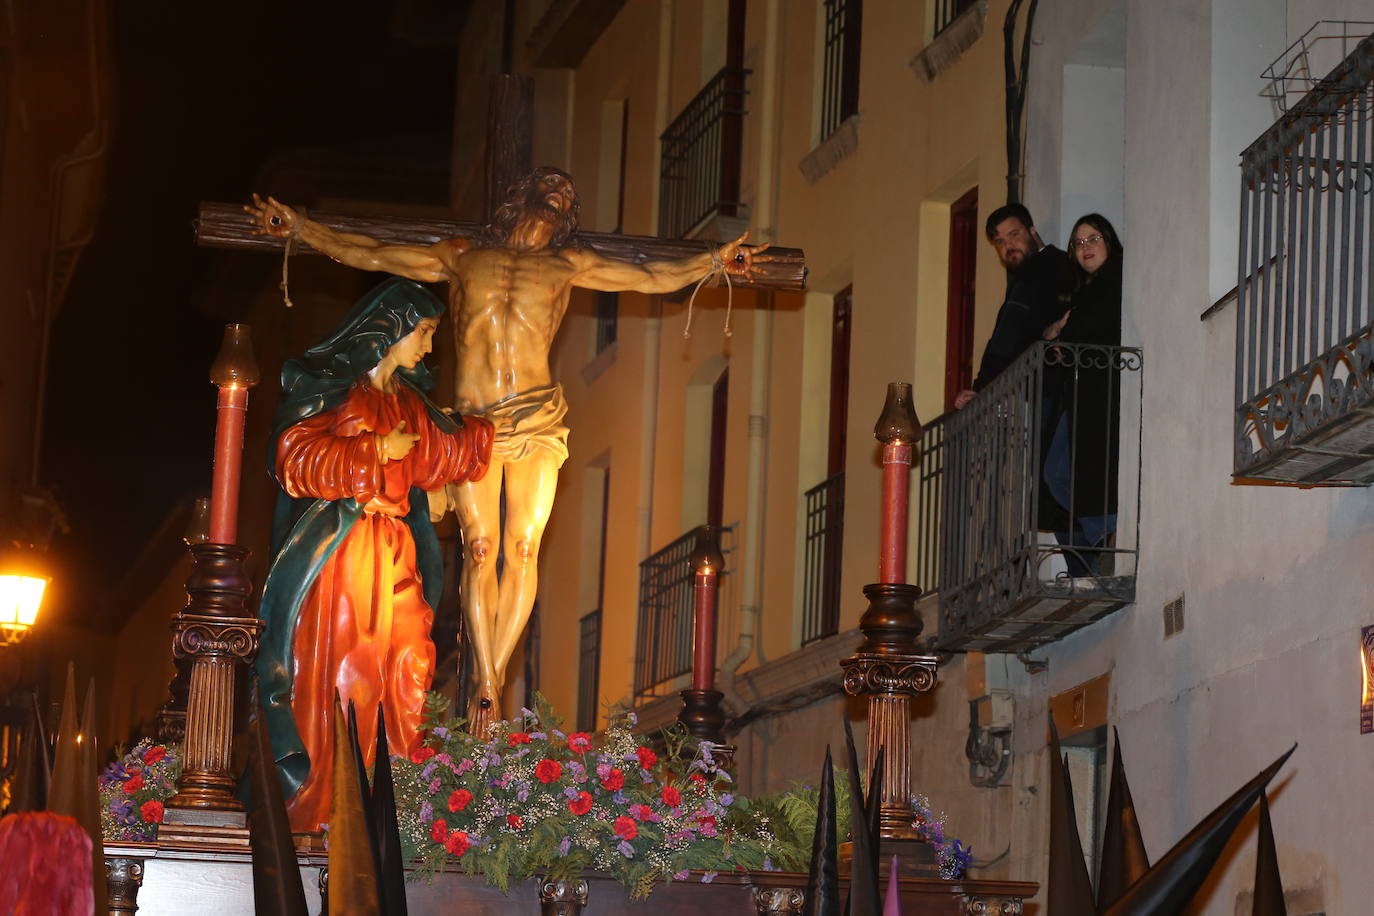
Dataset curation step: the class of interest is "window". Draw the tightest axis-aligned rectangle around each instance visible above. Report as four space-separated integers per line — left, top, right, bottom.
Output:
933 0 977 37
577 610 602 732
828 286 852 476
595 291 618 355
707 368 730 528
819 0 863 140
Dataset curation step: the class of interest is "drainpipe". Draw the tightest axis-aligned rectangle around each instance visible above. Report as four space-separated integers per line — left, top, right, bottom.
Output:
637 299 663 558
718 0 782 712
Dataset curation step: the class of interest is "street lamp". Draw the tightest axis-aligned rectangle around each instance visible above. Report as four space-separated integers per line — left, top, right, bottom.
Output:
0 548 48 647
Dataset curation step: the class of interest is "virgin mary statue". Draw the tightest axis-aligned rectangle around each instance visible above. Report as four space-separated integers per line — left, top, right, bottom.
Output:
256 277 493 832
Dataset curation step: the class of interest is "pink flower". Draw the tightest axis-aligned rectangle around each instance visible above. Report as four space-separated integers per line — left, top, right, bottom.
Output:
636 747 658 769
535 759 563 784
567 732 592 754
140 801 164 824
447 789 472 812
568 791 593 816
613 816 638 841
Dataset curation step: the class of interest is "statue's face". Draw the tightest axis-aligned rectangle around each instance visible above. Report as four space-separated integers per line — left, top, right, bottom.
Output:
527 173 576 223
388 317 439 369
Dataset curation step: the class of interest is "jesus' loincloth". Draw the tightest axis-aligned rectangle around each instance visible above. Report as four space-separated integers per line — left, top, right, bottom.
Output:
481 383 570 467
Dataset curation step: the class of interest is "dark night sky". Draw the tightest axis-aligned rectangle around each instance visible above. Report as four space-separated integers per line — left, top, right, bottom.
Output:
43 2 459 626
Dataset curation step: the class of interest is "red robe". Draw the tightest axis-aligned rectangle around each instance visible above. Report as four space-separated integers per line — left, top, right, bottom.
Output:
275 381 491 832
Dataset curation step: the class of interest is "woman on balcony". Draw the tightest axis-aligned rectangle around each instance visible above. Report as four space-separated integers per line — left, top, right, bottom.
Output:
1042 214 1124 577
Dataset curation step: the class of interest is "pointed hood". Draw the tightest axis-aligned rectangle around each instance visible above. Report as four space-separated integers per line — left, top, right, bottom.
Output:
48 668 106 915
9 692 51 812
801 746 841 916
248 689 309 916
346 701 382 888
1102 744 1296 916
843 718 881 916
1097 728 1151 909
882 854 903 916
371 704 408 915
1047 721 1095 916
1251 793 1287 916
328 698 380 915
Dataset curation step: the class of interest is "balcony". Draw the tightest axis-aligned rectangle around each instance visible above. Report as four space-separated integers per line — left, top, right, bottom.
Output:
633 525 736 697
1234 31 1374 484
801 473 845 645
917 343 1142 654
657 67 750 241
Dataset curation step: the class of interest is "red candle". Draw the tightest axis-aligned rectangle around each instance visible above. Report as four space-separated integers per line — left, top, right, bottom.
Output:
873 382 921 585
879 439 913 584
207 325 260 545
689 525 724 692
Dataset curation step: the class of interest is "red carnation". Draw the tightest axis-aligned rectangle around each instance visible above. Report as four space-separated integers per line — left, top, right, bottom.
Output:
507 732 531 747
613 815 638 841
122 772 144 794
568 791 593 815
411 746 437 764
689 772 707 791
506 814 525 830
431 819 449 843
140 801 164 824
636 747 658 769
143 746 167 765
661 785 682 807
535 758 563 784
567 732 592 754
600 768 624 792
447 789 472 812
444 830 471 856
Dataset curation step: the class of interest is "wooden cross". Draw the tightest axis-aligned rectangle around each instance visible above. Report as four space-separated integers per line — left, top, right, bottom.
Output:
194 76 806 292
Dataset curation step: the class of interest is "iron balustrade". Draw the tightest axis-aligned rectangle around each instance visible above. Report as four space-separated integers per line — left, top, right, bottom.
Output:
1235 32 1374 484
801 473 845 645
933 0 977 38
916 342 1142 653
633 525 736 697
577 609 601 732
657 67 749 240
820 0 862 140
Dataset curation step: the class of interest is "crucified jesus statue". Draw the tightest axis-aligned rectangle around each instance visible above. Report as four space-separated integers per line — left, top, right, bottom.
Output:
247 167 770 736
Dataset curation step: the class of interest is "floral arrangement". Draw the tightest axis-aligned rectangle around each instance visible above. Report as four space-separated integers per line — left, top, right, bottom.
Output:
911 794 973 880
98 739 182 842
393 694 782 899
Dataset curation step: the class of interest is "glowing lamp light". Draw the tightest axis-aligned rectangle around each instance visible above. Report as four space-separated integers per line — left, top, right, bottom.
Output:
0 574 47 646
208 324 261 390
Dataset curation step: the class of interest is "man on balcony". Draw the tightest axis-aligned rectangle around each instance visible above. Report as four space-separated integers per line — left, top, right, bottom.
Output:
952 204 1070 409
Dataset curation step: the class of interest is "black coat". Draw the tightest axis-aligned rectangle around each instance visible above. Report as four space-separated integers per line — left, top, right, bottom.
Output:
1048 257 1123 519
972 244 1072 390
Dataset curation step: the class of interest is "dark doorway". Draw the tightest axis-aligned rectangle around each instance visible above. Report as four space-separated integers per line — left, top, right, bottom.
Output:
945 187 979 410
707 368 730 527
828 286 853 477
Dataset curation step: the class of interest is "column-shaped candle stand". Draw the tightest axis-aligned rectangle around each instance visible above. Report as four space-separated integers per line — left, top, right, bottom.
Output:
839 383 940 844
678 525 736 767
164 325 263 827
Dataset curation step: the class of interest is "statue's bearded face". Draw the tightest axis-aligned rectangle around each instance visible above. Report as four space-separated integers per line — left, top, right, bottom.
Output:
488 167 581 249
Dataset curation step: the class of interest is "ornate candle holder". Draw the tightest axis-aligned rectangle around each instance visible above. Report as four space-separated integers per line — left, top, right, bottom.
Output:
678 525 736 768
839 383 940 846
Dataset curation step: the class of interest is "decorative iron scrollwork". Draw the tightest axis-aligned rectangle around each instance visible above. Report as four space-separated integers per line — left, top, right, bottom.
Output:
965 896 1023 915
841 654 938 697
752 887 805 914
539 876 589 915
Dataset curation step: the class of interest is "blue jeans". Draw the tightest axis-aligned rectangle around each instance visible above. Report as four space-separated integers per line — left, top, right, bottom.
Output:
1044 412 1116 576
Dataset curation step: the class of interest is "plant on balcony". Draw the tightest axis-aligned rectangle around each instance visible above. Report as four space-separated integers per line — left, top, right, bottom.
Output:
97 739 182 841
393 693 783 899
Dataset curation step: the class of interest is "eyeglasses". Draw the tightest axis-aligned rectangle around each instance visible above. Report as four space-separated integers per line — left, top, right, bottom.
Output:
1070 233 1104 249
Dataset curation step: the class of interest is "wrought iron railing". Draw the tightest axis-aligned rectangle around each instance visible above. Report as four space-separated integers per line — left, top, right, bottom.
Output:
917 342 1142 653
1235 33 1374 484
801 473 845 645
657 67 749 240
577 609 601 732
933 0 977 38
633 525 736 697
820 0 862 140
